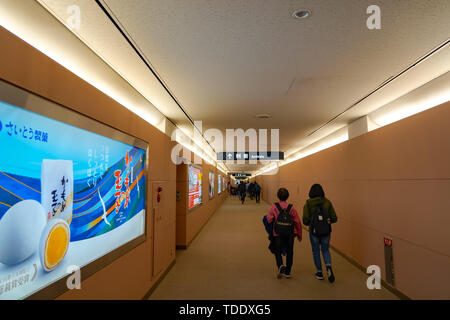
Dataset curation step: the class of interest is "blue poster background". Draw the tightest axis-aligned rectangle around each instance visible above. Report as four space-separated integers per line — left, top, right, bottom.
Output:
0 101 146 241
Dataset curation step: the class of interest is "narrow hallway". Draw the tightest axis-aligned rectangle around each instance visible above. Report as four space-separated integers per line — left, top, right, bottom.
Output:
149 197 399 300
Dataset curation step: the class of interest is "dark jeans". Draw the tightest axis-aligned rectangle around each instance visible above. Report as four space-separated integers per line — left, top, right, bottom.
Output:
274 235 295 274
309 233 332 272
240 192 246 202
255 192 260 203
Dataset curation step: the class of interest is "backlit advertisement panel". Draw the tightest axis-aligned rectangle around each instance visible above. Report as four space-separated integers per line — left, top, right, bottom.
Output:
209 171 215 199
218 173 222 194
188 165 202 210
0 98 146 299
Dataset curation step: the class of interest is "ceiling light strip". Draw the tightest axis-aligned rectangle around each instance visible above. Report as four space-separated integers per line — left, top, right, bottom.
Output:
94 0 191 123
254 72 449 178
1 0 168 131
307 39 450 138
95 0 218 161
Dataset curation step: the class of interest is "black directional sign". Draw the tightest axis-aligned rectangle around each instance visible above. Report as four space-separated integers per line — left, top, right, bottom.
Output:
217 152 284 161
230 173 251 177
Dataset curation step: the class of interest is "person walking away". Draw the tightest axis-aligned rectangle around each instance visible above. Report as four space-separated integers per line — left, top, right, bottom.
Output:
248 182 255 200
245 181 250 199
235 181 241 199
266 188 302 278
231 182 238 197
238 181 246 204
302 184 338 283
254 182 261 203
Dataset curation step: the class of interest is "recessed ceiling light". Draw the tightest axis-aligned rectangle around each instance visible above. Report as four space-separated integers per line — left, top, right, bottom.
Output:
292 9 311 19
255 114 272 119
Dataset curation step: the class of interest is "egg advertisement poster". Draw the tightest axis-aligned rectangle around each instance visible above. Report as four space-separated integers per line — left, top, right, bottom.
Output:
0 101 146 299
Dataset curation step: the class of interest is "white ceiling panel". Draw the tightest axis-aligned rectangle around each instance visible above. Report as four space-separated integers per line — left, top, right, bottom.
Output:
102 0 449 148
37 0 450 173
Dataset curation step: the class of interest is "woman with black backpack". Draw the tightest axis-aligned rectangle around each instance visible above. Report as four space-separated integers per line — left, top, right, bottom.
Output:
302 184 338 283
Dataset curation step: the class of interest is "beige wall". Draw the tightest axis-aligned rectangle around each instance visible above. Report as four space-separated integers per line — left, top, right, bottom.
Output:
257 100 450 299
0 27 225 299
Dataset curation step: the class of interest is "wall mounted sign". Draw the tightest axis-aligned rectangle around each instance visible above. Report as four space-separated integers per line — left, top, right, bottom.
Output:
188 165 202 210
384 237 395 286
209 171 215 199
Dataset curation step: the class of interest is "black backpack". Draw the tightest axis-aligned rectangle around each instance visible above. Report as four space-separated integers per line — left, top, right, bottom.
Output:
310 203 331 237
274 203 294 237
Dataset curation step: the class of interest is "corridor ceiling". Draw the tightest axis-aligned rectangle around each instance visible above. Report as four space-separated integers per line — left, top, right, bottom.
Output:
38 0 450 173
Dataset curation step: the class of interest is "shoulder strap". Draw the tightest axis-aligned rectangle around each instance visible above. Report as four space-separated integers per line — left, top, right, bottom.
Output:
274 202 283 213
318 202 328 217
311 202 321 220
286 204 293 214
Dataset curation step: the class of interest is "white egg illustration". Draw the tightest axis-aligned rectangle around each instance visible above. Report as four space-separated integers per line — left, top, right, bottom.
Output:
39 218 70 272
0 200 47 265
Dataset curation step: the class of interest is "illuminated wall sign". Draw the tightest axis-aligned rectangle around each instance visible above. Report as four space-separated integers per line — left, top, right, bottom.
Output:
0 81 147 299
188 165 202 210
217 152 284 161
209 171 215 199
218 173 222 195
384 237 395 286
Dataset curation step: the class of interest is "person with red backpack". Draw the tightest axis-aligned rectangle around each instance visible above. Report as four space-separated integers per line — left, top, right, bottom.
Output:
266 188 302 278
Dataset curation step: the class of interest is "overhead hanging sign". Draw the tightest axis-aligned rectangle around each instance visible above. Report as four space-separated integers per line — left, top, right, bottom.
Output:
217 152 284 161
231 173 251 177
